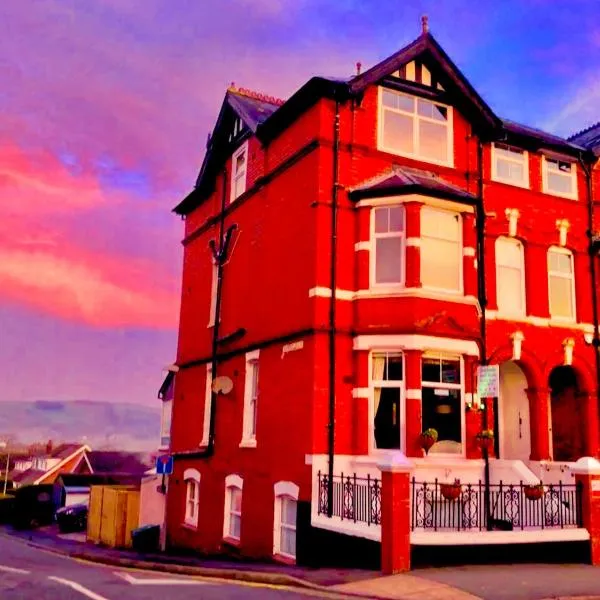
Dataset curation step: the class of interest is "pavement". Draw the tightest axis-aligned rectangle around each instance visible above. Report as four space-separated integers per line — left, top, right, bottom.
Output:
3 525 600 600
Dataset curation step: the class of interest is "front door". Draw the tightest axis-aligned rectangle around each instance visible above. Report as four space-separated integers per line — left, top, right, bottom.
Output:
499 361 531 460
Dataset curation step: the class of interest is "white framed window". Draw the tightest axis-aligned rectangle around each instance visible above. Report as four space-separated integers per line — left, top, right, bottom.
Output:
223 474 243 542
240 350 259 448
371 206 405 286
548 247 576 321
378 87 453 166
230 141 248 201
491 143 529 188
160 398 172 449
370 351 404 452
183 468 201 527
421 354 464 455
420 207 462 293
208 262 218 327
273 481 299 560
495 237 526 316
542 157 577 200
200 364 212 447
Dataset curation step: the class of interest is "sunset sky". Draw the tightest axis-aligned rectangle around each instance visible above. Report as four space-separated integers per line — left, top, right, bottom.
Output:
1 0 598 407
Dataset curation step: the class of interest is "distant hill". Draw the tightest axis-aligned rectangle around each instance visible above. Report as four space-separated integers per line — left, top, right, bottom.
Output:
0 400 161 451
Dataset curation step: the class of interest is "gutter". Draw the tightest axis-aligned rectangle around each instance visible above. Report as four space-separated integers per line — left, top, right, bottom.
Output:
579 155 600 440
327 98 341 517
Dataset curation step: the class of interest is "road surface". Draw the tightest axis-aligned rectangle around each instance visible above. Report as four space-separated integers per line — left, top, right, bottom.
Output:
0 534 344 600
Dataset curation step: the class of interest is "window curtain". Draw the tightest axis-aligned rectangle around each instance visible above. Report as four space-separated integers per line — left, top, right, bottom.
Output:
372 354 386 415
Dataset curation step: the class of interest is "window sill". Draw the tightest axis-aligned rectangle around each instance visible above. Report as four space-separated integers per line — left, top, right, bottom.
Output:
223 535 241 548
377 145 454 170
239 439 257 449
491 176 530 190
273 552 296 565
542 189 578 201
182 521 198 531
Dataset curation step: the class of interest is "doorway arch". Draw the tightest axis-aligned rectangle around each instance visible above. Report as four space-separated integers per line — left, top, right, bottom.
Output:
548 365 585 462
499 361 531 461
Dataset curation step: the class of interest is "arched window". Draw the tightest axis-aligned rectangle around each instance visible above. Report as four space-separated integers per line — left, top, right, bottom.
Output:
495 237 525 316
183 468 201 527
223 474 243 542
273 481 299 560
548 247 575 321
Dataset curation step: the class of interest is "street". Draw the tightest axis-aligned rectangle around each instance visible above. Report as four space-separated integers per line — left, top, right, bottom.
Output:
0 535 344 600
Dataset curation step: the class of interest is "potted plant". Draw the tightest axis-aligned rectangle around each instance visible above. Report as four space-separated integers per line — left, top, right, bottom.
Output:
440 479 462 501
419 428 438 455
524 483 544 501
476 429 494 451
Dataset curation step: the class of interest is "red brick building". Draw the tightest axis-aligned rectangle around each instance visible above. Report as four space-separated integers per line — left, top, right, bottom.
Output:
165 23 600 568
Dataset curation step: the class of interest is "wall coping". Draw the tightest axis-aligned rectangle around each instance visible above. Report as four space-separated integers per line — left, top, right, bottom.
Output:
378 452 414 473
571 457 600 475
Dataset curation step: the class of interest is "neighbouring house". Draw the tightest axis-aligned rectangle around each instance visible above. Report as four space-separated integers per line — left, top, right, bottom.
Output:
86 451 154 477
10 443 92 489
54 473 145 508
164 19 600 569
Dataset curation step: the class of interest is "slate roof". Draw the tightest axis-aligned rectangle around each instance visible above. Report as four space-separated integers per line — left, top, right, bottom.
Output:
87 451 153 475
349 166 477 204
227 89 282 132
502 119 587 155
49 443 86 460
57 473 143 488
11 469 46 485
569 122 600 155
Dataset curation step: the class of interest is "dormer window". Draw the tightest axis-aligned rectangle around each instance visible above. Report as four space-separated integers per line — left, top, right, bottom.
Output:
542 157 577 200
378 88 452 166
492 143 529 188
230 141 248 202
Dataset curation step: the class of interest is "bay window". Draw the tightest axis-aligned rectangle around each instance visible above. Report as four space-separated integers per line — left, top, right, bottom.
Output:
421 207 462 292
548 248 575 321
495 237 526 316
372 206 405 286
421 354 463 455
379 88 452 165
371 352 404 451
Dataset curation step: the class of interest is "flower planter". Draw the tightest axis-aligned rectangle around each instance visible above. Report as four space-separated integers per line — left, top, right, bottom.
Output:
477 437 494 451
524 485 544 501
419 435 436 454
439 483 462 501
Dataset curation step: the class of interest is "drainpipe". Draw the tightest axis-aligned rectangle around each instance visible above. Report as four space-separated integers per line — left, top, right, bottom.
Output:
173 169 236 461
579 156 600 449
475 139 492 530
327 99 341 517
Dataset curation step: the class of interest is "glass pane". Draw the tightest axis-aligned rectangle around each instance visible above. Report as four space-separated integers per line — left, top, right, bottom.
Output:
280 526 296 556
422 387 462 451
417 98 433 118
432 104 448 122
421 237 460 290
375 237 403 284
496 239 522 268
549 251 572 274
422 357 440 383
382 89 398 109
497 158 524 182
230 514 241 539
495 144 523 159
419 120 448 162
383 90 414 112
282 498 297 526
388 206 404 232
549 276 573 319
231 488 242 512
547 171 572 194
382 111 414 154
441 359 461 384
251 363 259 398
372 353 386 380
387 353 403 381
374 207 389 233
421 208 459 240
497 266 524 314
374 387 402 449
235 152 246 172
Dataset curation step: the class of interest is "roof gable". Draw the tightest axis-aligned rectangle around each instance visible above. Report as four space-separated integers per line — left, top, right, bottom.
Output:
569 122 600 155
350 31 499 132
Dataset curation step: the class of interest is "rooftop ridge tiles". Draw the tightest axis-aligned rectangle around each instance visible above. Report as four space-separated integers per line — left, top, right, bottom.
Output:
227 85 285 107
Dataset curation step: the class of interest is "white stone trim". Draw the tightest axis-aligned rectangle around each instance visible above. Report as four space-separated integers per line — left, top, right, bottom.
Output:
412 529 588 546
223 474 243 541
241 351 260 447
311 513 381 542
572 457 600 475
183 468 201 481
463 247 476 257
183 469 201 528
406 389 422 400
354 288 481 307
274 481 299 499
485 311 594 332
406 237 421 247
355 193 475 214
378 452 413 473
273 481 299 560
354 241 370 252
353 334 480 357
225 474 243 489
308 287 354 300
352 387 370 398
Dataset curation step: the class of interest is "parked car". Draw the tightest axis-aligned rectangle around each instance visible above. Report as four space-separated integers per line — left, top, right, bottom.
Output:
55 502 88 533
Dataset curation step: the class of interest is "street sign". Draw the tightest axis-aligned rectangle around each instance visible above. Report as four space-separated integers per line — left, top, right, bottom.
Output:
156 454 174 476
477 365 500 398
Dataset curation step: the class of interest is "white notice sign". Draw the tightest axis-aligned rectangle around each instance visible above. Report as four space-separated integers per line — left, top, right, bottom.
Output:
477 365 500 398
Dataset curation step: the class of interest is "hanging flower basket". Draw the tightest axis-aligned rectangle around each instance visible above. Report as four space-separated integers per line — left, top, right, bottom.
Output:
524 484 544 501
476 430 494 452
419 429 438 455
440 479 462 501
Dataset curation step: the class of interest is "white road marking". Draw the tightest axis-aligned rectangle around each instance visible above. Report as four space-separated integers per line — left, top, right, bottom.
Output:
0 565 30 574
47 576 110 600
114 571 205 585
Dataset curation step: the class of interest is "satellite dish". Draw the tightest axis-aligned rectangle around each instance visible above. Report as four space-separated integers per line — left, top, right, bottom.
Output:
212 376 234 395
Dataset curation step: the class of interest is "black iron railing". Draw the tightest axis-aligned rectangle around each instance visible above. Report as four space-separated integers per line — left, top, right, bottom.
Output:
317 471 381 526
411 478 583 531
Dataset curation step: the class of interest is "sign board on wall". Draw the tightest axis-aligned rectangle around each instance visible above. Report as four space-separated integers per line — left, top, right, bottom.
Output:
477 365 500 398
